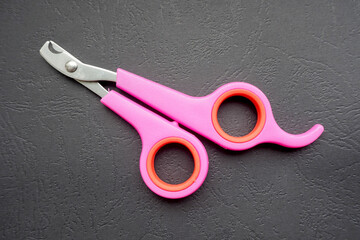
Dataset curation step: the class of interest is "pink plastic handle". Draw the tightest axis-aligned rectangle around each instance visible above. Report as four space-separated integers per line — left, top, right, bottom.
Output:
116 68 324 151
101 91 208 199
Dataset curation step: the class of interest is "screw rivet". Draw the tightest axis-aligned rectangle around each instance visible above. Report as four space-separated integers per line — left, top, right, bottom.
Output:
65 60 78 73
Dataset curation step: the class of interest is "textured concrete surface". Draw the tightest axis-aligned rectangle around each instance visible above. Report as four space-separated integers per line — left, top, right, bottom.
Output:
1 1 360 239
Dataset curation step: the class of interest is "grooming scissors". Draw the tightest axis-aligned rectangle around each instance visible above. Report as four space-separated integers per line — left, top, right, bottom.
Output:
40 41 323 199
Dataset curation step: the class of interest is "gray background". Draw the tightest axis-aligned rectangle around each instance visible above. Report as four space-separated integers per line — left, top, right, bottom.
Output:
1 1 359 239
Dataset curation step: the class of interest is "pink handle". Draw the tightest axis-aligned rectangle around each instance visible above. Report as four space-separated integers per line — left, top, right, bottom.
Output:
116 68 324 151
101 91 208 199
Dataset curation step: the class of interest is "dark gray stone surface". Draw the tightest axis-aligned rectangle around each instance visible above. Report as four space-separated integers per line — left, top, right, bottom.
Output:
1 1 359 239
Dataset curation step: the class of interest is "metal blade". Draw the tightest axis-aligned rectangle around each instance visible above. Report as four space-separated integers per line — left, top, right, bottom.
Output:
39 41 116 98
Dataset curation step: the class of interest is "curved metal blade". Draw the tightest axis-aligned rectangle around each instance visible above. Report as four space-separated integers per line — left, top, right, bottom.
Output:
39 41 117 97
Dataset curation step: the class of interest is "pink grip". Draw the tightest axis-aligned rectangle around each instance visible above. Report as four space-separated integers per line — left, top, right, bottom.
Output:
116 68 324 150
101 91 208 199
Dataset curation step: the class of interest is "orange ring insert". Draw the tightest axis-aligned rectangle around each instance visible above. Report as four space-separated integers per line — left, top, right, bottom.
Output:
146 137 201 192
211 89 266 143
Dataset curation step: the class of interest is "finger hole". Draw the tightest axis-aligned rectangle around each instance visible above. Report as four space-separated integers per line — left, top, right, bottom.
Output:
147 137 200 192
212 89 266 143
155 143 194 184
217 96 257 137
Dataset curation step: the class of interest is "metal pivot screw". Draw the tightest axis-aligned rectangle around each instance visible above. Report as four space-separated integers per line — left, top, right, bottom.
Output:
65 60 78 72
